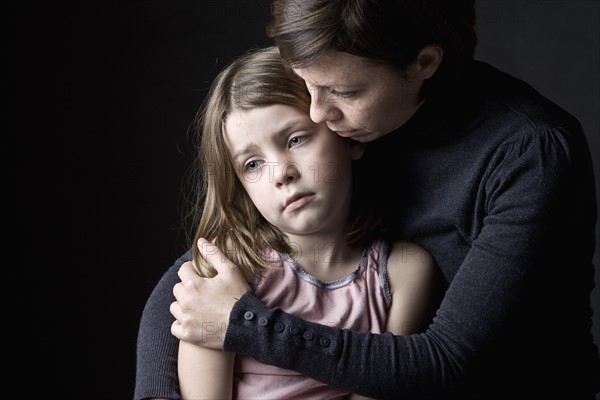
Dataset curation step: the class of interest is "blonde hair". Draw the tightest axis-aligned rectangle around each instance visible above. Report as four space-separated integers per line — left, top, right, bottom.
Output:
187 46 378 279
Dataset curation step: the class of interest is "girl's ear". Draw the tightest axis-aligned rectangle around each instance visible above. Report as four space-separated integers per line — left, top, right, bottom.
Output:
349 140 367 160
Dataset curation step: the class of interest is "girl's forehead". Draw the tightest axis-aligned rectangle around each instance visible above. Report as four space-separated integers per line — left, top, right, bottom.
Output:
223 105 314 154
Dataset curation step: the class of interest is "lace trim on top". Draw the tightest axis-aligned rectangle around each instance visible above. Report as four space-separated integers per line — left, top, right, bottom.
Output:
279 245 370 289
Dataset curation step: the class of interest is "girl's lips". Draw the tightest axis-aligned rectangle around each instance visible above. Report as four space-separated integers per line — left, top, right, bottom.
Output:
284 193 315 212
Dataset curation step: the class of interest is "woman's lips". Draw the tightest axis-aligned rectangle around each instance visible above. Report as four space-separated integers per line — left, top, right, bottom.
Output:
334 130 356 138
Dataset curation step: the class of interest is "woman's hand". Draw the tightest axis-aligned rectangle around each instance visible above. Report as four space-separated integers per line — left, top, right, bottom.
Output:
170 238 251 349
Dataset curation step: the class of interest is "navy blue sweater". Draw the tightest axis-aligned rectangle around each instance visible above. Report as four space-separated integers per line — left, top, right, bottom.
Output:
135 61 600 399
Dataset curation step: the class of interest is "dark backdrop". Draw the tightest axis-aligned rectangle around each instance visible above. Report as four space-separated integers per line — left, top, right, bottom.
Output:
16 0 598 398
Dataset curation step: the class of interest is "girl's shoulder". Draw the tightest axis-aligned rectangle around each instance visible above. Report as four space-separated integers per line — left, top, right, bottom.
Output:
386 240 438 289
384 240 444 335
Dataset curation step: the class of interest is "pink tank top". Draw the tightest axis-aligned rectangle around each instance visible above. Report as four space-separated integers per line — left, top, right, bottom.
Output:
233 239 392 399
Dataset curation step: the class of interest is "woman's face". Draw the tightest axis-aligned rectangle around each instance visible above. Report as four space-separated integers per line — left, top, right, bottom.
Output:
293 50 426 143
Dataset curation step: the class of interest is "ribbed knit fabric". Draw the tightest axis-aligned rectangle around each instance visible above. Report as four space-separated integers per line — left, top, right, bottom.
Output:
134 251 189 400
135 330 180 399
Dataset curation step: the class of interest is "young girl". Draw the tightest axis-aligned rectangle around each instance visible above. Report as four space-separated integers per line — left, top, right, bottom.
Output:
176 46 442 399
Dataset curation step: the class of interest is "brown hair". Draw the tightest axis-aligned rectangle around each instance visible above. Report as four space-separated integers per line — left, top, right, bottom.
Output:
267 0 477 97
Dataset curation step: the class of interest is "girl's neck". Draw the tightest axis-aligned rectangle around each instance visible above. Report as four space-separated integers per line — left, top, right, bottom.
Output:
285 234 364 283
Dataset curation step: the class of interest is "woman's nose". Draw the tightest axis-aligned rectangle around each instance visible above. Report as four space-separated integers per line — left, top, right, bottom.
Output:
309 89 342 124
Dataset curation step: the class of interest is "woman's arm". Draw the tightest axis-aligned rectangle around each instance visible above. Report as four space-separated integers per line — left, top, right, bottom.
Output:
134 251 192 400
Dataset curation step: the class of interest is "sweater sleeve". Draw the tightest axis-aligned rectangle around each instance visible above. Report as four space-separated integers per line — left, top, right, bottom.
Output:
223 127 598 399
134 251 192 400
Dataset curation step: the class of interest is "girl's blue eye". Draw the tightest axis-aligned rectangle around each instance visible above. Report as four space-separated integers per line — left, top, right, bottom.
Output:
244 160 261 172
289 135 306 147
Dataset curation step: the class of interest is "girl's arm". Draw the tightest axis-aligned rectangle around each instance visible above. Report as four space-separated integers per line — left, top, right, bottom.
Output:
384 241 443 336
178 341 235 399
349 241 442 400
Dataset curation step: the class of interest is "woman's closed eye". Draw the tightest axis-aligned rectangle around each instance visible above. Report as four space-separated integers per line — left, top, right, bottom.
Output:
328 88 355 98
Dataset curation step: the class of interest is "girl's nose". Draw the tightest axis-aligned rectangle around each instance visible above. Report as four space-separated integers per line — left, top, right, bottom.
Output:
276 162 301 186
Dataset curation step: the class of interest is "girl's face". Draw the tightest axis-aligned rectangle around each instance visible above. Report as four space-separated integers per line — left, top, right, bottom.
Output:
224 104 365 236
293 50 425 143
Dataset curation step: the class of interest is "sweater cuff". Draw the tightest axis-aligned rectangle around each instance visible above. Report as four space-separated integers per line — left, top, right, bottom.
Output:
223 291 341 368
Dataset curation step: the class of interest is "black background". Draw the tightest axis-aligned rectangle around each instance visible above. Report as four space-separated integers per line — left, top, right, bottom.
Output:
15 0 599 398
